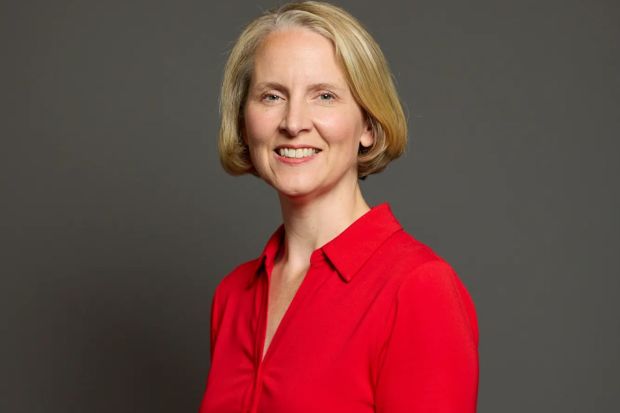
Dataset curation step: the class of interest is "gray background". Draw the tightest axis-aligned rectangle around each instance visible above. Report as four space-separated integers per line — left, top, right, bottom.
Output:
2 0 619 412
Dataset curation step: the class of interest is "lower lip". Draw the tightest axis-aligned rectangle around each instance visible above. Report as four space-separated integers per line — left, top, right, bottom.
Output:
273 151 320 165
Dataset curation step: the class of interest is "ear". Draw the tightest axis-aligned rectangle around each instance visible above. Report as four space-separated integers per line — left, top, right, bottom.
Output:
359 118 375 148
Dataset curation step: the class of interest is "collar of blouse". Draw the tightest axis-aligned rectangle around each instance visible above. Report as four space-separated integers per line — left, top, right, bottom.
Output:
249 203 402 286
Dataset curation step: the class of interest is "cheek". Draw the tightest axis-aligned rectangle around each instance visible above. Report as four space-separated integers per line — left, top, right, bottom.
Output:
315 111 366 149
243 105 280 144
243 107 276 171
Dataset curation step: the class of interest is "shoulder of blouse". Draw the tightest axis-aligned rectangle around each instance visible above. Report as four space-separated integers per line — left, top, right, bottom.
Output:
374 228 447 278
212 257 261 298
378 229 479 347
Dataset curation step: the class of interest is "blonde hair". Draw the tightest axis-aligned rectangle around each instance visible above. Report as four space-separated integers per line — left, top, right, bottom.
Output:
219 1 407 178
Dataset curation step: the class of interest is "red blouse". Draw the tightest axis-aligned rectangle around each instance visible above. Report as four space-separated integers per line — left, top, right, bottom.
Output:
199 204 478 413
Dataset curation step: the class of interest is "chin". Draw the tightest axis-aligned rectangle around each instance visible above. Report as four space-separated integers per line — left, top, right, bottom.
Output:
265 174 322 198
272 182 319 199
257 167 316 194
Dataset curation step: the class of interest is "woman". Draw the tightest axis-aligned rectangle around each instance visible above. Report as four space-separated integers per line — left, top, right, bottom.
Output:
200 2 478 412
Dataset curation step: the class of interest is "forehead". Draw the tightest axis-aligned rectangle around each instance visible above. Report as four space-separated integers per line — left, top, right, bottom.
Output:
251 28 347 86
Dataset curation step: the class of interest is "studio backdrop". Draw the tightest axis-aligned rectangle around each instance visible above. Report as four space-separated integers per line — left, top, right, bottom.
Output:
2 0 619 412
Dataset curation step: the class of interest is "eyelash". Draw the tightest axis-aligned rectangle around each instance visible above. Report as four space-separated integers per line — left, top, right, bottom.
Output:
259 91 337 103
261 93 282 102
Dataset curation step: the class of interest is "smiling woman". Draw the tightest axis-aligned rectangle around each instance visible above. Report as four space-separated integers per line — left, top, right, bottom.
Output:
243 28 373 198
218 2 407 179
200 2 479 413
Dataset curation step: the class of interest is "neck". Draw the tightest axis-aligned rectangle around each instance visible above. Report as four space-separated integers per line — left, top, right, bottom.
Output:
276 176 370 272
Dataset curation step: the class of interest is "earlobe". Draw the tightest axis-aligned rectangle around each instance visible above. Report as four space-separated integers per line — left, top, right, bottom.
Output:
360 121 375 148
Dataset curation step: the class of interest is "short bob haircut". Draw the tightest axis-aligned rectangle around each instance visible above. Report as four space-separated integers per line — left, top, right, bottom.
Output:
219 1 407 178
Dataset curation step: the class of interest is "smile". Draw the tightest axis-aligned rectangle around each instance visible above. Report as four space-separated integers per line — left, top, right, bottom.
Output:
276 147 321 159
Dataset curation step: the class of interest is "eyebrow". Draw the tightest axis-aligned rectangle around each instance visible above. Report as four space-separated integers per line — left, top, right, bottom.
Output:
251 81 346 93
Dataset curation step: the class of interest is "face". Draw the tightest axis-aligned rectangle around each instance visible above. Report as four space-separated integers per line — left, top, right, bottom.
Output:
243 28 374 200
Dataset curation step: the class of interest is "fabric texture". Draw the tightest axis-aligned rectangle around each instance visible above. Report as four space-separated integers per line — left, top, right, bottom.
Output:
199 203 479 413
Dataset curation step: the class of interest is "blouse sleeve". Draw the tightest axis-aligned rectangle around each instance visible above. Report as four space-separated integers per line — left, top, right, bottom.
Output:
374 260 479 412
209 284 221 362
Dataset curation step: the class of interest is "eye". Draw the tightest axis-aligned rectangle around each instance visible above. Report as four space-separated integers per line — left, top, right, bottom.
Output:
261 93 282 102
318 92 336 101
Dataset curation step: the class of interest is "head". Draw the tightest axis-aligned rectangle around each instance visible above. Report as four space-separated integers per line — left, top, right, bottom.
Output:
218 1 407 179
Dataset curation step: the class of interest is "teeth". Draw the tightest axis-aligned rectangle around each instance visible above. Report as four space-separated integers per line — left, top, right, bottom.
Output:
277 148 318 158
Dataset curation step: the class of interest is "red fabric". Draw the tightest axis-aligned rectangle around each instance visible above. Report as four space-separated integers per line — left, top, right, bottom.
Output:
199 204 479 413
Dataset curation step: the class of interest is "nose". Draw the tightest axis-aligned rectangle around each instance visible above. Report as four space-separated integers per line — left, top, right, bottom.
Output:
279 96 312 137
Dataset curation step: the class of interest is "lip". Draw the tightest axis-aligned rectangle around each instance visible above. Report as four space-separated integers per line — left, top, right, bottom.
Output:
274 144 321 150
273 148 321 165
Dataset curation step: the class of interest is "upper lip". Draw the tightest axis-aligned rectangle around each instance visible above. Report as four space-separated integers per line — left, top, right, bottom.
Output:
274 144 321 151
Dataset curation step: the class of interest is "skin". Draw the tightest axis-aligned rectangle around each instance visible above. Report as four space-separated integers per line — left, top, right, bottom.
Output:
243 28 375 359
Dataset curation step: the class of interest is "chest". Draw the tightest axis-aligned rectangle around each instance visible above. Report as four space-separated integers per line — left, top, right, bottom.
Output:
263 268 306 359
205 263 399 413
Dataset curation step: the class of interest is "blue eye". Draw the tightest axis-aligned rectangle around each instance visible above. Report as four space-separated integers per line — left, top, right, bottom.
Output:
263 94 280 101
319 93 335 101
